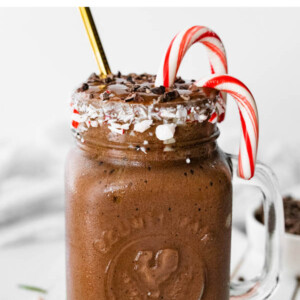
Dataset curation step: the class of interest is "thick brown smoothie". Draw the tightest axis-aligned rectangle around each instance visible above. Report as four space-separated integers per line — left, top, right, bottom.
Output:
65 73 232 300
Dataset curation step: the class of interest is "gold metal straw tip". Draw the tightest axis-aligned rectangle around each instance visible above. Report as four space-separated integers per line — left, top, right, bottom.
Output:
79 7 111 77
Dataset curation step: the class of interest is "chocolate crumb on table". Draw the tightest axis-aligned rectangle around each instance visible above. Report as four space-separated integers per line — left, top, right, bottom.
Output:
255 196 300 235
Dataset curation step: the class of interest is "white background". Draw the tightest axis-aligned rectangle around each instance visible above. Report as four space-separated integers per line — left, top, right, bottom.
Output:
0 8 300 162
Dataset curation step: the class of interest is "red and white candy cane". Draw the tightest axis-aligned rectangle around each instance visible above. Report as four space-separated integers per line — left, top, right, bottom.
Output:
155 25 228 122
195 75 259 180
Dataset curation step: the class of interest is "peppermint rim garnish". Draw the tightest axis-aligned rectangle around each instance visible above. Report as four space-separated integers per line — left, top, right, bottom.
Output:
71 94 220 142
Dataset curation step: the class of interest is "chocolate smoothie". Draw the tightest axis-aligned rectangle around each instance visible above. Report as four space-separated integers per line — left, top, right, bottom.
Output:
65 73 232 300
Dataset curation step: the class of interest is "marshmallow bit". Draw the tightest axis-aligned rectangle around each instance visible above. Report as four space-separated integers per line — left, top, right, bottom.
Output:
134 120 153 133
155 124 177 141
186 158 191 164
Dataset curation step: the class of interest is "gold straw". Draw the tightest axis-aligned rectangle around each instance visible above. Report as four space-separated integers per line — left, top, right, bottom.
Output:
79 7 111 77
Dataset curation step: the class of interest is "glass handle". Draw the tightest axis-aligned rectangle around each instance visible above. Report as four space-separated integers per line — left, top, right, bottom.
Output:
229 154 284 300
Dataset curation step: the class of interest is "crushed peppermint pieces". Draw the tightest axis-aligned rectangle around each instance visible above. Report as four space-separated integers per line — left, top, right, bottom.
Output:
140 146 147 154
71 98 218 138
71 73 222 145
134 120 153 133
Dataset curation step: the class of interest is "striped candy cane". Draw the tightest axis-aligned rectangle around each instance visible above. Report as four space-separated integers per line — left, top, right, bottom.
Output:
155 25 228 122
195 75 259 180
